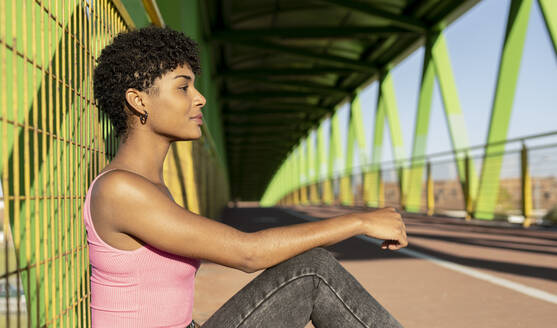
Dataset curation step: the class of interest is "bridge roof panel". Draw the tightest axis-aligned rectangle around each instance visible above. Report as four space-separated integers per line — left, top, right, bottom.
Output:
163 0 481 199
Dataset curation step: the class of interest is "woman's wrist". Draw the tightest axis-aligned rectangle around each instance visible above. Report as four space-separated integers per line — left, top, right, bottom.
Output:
340 212 367 237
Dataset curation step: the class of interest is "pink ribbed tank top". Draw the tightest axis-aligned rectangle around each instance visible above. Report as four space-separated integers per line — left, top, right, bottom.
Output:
83 169 200 328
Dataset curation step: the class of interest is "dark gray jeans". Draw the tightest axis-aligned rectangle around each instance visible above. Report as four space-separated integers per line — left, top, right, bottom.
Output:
201 248 403 328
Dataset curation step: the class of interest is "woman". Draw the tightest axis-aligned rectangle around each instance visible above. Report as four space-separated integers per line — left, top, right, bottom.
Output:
86 26 408 328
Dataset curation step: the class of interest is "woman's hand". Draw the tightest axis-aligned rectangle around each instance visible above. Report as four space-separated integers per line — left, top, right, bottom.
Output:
358 207 408 250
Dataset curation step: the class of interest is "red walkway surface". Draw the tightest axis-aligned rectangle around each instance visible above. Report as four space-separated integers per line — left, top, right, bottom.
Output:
193 206 557 327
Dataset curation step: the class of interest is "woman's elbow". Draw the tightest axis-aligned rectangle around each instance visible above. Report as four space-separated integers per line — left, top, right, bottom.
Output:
236 238 265 273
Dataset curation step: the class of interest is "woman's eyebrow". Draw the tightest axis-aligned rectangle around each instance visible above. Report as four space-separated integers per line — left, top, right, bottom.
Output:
174 74 192 81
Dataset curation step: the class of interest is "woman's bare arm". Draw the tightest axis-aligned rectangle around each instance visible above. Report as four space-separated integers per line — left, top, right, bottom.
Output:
91 170 407 273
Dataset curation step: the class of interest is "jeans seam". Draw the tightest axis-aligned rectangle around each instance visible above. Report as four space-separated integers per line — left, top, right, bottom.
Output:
234 272 370 328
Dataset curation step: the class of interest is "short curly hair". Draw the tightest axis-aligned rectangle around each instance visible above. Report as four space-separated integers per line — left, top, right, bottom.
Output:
93 26 201 141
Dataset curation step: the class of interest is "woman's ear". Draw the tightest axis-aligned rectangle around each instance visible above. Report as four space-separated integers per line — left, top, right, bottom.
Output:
125 88 147 116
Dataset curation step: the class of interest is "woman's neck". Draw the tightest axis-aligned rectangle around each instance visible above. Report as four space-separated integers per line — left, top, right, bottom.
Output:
109 129 171 185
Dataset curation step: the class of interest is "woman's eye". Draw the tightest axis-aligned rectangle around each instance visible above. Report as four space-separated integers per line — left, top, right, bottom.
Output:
180 85 188 92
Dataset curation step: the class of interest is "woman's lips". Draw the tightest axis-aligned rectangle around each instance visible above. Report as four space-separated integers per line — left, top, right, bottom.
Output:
191 114 203 125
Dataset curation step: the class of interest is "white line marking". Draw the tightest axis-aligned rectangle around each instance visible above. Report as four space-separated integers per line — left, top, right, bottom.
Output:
281 208 557 305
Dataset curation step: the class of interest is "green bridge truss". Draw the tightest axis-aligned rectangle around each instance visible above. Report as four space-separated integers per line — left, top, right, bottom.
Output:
258 0 556 221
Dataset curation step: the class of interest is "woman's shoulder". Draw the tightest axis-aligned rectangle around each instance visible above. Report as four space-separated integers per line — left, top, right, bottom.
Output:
91 168 156 202
89 167 170 235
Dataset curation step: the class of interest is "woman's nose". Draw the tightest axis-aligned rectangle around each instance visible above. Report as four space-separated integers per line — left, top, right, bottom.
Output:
195 90 206 108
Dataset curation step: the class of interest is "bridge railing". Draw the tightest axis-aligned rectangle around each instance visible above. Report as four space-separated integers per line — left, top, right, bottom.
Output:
274 131 557 227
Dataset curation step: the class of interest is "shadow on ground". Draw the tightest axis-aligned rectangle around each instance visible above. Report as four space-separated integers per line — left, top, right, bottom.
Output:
221 206 557 283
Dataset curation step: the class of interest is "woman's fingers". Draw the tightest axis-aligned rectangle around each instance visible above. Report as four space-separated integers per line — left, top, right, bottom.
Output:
381 239 401 250
381 238 409 250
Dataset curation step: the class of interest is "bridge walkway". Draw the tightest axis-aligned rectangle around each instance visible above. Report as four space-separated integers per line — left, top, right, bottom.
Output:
193 206 557 327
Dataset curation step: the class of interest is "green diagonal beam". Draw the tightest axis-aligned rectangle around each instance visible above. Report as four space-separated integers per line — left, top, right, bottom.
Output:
538 0 557 55
380 71 407 206
367 84 387 207
317 119 331 204
351 92 369 167
431 31 477 200
381 71 406 165
330 109 344 178
406 34 435 212
475 0 533 219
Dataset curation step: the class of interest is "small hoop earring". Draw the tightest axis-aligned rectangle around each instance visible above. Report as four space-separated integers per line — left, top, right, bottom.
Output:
140 111 148 124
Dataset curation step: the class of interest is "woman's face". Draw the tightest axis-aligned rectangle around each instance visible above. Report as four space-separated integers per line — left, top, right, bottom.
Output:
141 64 206 141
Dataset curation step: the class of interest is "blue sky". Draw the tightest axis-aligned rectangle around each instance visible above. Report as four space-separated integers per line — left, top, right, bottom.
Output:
318 0 556 177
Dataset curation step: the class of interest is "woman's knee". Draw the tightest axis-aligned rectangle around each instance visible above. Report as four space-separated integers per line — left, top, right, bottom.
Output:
292 247 339 270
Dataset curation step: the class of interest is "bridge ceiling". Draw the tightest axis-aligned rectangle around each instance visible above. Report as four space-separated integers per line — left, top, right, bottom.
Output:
199 0 479 200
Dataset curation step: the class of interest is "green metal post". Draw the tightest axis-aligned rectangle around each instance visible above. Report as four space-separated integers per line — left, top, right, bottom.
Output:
293 147 300 205
330 110 344 204
406 34 435 213
475 0 532 219
351 92 370 205
342 108 356 205
317 122 327 204
307 133 319 204
367 84 386 207
299 141 309 204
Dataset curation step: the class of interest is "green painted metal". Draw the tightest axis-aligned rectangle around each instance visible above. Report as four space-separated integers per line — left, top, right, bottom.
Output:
307 132 319 203
351 93 369 167
475 0 532 220
406 35 435 212
430 31 477 207
330 109 343 178
376 71 407 205
381 71 406 165
228 104 331 113
194 0 482 200
318 119 333 204
0 2 87 325
299 140 308 204
121 0 151 27
211 26 417 40
345 109 356 177
218 67 356 77
307 133 316 184
367 84 387 207
221 91 324 101
317 123 326 182
229 40 378 72
290 152 296 202
221 77 351 96
318 0 427 32
326 110 343 204
342 108 356 205
538 0 557 55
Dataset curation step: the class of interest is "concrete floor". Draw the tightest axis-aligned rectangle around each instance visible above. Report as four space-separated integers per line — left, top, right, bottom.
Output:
193 206 557 327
